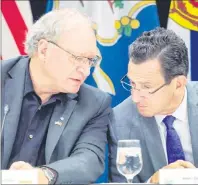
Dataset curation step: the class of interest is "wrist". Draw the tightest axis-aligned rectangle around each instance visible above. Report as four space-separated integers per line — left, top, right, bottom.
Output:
40 166 57 184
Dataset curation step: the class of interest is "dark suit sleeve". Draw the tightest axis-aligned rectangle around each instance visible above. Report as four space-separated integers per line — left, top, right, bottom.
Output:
46 94 112 184
108 112 141 183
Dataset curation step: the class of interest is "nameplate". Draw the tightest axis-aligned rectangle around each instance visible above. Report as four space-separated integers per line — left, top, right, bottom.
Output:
2 170 38 184
159 168 198 184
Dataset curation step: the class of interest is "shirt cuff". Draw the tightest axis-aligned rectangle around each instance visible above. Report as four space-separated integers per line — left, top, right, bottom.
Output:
146 176 152 183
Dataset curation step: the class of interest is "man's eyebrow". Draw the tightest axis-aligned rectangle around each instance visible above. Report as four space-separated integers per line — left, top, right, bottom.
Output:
139 82 152 85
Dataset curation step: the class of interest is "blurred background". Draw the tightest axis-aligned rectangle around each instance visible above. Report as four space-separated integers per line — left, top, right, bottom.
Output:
1 0 198 182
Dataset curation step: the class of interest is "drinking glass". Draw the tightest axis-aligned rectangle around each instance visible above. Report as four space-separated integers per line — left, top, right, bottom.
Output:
116 140 143 183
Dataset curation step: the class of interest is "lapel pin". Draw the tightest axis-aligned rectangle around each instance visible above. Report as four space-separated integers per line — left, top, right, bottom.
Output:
55 121 63 126
60 117 64 121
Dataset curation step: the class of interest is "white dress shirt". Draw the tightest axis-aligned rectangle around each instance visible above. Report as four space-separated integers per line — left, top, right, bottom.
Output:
155 88 194 164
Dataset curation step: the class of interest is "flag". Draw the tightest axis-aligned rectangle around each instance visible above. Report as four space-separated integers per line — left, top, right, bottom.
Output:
1 1 33 59
167 0 198 81
1 0 47 60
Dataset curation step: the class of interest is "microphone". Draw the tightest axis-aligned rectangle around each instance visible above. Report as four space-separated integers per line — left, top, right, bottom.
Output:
1 104 9 133
1 104 9 167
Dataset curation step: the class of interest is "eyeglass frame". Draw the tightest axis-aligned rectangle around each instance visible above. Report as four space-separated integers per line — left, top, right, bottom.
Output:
120 74 171 96
47 41 101 67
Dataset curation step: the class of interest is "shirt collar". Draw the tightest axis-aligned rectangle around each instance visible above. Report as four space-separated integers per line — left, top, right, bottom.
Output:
24 60 34 96
155 88 187 124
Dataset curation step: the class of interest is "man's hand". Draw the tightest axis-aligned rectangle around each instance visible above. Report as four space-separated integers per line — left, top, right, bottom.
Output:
9 161 49 184
150 160 196 184
9 161 33 170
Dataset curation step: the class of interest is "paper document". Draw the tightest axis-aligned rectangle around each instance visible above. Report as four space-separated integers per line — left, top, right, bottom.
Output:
2 170 38 184
159 168 198 184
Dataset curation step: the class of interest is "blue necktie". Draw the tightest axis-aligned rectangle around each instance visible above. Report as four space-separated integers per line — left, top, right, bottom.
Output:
163 115 185 164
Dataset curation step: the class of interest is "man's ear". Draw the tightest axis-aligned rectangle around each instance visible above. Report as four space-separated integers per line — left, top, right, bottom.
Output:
37 39 48 62
175 75 187 90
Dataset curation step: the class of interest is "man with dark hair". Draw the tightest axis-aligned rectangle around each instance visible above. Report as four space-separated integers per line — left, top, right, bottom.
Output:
109 27 198 184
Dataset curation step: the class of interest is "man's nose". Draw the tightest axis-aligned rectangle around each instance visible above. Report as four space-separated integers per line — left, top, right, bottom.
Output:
131 89 142 103
76 66 90 77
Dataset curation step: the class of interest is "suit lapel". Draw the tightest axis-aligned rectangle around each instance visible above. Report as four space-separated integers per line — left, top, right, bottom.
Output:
45 93 77 163
141 116 167 171
3 57 29 169
187 83 198 167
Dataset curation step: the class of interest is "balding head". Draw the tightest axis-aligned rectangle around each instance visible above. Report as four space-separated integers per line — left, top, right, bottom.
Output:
24 8 93 57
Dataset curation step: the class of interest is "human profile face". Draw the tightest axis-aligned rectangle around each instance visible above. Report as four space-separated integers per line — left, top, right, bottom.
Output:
41 24 99 94
127 59 178 117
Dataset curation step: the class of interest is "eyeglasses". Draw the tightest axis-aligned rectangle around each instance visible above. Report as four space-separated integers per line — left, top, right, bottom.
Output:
48 41 101 67
120 74 170 97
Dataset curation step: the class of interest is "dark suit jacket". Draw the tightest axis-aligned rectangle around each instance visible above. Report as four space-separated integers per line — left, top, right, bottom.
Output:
1 56 112 184
108 82 198 183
